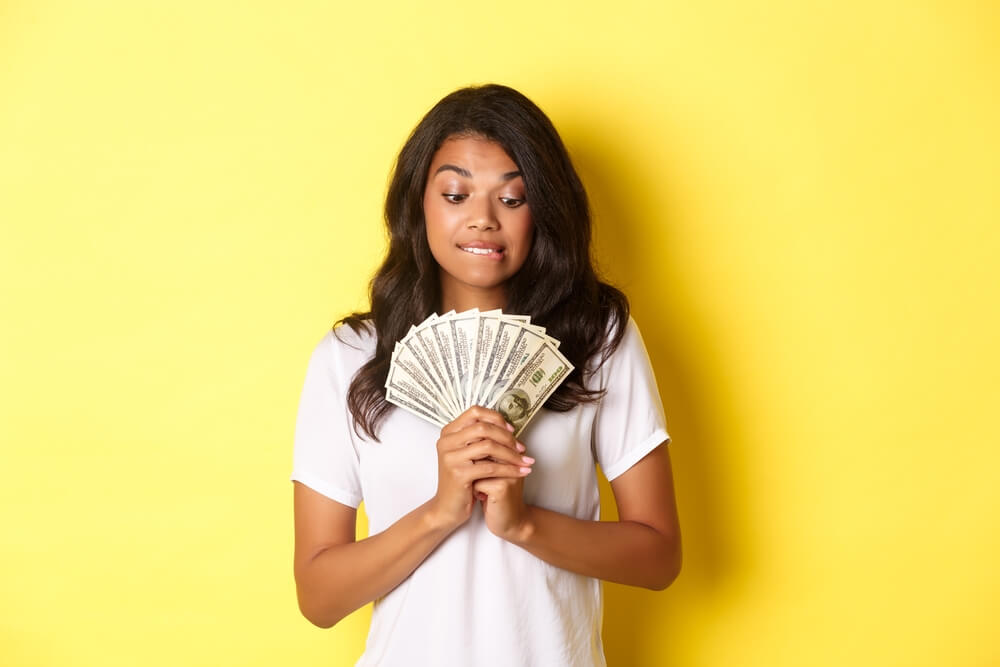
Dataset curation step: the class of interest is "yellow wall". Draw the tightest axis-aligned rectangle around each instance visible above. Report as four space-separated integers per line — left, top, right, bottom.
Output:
1 1 996 665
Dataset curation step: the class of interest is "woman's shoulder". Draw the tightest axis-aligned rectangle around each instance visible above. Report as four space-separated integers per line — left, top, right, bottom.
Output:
603 311 639 339
613 314 650 355
331 318 377 349
589 313 646 378
308 319 377 375
595 311 641 356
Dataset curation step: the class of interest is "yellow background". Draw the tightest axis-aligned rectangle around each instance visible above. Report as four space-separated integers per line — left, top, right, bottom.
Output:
1 1 997 665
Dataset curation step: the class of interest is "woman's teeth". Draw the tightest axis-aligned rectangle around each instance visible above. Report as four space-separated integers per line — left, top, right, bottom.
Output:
462 247 500 255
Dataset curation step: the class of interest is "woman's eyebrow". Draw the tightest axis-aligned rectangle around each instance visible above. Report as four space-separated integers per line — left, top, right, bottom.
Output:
435 164 471 178
433 164 522 181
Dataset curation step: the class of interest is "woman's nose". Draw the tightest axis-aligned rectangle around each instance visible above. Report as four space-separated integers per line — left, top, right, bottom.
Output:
466 197 498 231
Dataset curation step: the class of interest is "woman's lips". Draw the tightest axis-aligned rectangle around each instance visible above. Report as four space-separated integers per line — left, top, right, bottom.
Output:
458 242 505 259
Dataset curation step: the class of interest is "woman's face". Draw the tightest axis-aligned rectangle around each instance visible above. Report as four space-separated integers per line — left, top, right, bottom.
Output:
423 135 533 308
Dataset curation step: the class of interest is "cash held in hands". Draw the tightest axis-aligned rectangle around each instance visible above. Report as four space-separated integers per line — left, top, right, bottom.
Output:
385 309 573 437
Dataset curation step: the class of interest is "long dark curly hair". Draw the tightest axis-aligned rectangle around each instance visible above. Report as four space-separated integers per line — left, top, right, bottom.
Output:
338 83 629 441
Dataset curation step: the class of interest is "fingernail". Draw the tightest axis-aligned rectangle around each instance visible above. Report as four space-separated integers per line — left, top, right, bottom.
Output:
515 442 526 452
521 456 535 464
506 422 515 432
519 466 532 474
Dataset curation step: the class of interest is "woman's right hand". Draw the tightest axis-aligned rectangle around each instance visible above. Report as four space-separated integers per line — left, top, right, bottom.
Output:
430 406 534 531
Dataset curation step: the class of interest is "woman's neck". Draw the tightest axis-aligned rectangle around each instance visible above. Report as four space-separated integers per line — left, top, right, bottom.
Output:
439 283 508 313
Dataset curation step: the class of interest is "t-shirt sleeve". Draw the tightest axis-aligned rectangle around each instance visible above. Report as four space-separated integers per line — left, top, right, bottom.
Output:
593 317 671 481
289 331 363 508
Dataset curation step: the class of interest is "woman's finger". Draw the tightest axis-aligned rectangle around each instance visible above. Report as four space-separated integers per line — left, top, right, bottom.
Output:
447 440 534 468
439 405 513 437
460 459 532 482
440 420 521 453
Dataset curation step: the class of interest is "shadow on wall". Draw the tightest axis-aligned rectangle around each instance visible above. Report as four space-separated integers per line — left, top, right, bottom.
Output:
559 111 754 665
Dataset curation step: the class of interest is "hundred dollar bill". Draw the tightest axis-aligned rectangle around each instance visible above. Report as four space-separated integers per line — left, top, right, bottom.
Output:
470 309 502 408
474 317 521 406
428 313 465 415
492 340 574 437
505 315 559 348
479 324 549 408
399 318 461 418
387 343 454 423
408 316 463 417
445 309 479 410
386 386 448 428
525 322 560 349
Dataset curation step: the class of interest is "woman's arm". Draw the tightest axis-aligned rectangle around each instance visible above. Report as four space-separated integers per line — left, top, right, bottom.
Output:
474 443 681 590
293 484 452 628
293 407 535 628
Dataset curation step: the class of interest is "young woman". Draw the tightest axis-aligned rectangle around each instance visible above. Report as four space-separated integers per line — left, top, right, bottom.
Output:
291 84 681 666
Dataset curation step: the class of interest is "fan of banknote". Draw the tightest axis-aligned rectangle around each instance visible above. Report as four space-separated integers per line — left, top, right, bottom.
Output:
385 309 573 437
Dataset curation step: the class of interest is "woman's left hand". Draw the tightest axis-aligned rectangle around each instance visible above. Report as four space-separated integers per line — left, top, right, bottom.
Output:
473 475 531 542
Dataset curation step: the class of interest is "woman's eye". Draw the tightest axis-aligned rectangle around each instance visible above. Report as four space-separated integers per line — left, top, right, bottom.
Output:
443 193 468 203
500 197 525 208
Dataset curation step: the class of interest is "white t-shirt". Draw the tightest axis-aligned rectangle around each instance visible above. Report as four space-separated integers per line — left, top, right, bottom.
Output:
291 316 670 667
